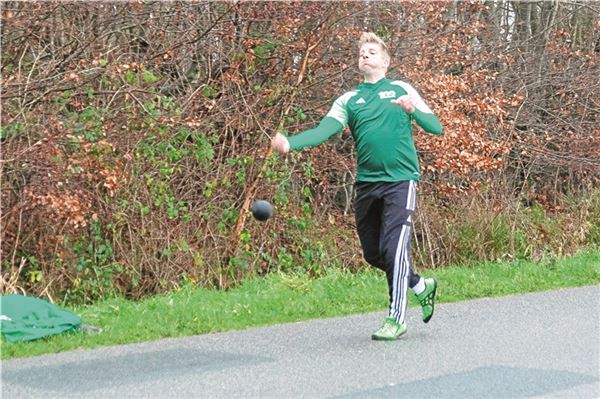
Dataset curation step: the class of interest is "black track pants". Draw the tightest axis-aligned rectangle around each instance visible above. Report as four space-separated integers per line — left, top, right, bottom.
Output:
354 180 421 323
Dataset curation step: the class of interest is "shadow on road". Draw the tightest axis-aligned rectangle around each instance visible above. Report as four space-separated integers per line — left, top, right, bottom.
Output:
331 365 598 399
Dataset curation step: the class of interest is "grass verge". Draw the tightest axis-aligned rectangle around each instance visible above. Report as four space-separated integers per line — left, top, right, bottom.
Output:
2 249 599 360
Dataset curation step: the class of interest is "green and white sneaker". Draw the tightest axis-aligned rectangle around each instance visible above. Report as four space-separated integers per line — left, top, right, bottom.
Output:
371 317 407 341
416 278 437 323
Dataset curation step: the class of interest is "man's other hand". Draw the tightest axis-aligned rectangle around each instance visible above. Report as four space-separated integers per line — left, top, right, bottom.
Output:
271 132 290 154
391 95 415 114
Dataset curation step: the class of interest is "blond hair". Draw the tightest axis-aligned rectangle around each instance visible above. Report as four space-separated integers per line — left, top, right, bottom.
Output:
358 32 390 60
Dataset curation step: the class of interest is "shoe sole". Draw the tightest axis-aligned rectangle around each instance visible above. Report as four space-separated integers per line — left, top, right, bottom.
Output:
371 329 407 341
423 279 437 324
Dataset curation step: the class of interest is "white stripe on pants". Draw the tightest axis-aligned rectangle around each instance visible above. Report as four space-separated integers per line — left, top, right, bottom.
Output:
390 180 416 323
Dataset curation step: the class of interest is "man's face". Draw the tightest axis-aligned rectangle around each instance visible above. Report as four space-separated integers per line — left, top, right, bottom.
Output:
358 42 389 74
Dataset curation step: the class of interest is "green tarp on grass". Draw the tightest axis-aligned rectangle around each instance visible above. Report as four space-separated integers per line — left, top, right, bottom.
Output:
0 294 81 343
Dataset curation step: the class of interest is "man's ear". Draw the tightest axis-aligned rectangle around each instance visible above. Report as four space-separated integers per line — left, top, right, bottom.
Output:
383 55 391 68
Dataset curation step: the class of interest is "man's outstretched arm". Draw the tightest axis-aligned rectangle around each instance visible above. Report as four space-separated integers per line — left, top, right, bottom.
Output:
271 92 353 154
271 117 343 154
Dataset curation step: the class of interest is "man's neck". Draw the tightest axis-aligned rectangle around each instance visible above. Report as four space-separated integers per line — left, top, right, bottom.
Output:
363 70 386 84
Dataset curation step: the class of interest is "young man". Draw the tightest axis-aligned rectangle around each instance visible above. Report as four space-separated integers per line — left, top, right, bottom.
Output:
271 32 443 340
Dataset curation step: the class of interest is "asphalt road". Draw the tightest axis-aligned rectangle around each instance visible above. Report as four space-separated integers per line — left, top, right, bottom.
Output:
2 285 599 398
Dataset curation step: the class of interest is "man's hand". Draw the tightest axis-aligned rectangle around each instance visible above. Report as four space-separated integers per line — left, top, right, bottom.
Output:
271 132 290 154
391 95 415 114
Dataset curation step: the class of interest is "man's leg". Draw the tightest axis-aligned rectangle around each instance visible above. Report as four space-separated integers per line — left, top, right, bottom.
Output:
368 181 417 340
380 180 417 325
406 240 422 288
356 181 436 340
355 182 419 302
355 183 408 341
354 183 385 271
381 181 438 324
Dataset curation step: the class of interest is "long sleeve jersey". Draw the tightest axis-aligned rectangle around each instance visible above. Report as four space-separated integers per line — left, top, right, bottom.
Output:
287 78 443 182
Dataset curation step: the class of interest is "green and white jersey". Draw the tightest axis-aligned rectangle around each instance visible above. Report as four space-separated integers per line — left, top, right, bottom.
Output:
287 78 443 182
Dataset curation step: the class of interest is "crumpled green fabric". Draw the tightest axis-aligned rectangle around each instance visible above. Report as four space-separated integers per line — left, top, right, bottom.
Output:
0 294 81 343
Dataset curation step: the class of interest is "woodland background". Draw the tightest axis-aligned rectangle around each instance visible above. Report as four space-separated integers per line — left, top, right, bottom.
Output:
1 1 599 304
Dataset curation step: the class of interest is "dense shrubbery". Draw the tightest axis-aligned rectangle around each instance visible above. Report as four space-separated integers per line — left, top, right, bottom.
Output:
1 2 598 304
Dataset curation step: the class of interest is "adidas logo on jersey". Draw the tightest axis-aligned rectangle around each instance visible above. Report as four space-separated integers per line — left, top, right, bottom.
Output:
355 97 366 104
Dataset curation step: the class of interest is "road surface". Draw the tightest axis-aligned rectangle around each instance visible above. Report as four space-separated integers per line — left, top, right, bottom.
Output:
2 285 599 398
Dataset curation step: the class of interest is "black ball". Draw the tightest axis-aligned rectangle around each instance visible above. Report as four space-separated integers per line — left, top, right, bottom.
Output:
251 200 273 221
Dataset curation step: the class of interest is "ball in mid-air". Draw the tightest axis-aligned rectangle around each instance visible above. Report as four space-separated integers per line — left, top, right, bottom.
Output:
251 200 273 221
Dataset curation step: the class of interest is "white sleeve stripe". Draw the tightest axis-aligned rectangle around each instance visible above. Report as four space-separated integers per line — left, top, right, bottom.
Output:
325 91 357 127
390 81 433 114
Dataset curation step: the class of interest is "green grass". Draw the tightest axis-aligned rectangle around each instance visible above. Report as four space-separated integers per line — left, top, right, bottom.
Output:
2 250 599 360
